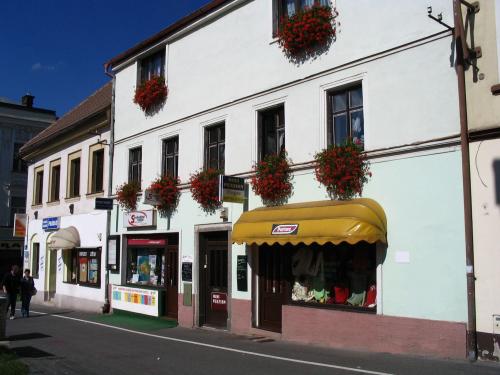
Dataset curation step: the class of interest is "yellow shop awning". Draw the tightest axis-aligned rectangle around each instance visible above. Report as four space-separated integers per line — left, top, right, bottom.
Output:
232 198 387 246
47 226 80 250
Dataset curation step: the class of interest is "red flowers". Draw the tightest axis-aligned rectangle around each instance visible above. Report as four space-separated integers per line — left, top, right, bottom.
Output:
133 75 168 114
314 140 371 200
277 5 336 59
251 152 293 206
189 168 222 214
148 175 180 217
116 181 141 212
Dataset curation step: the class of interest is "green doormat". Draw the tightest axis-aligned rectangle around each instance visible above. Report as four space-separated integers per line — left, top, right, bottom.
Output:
90 310 178 331
0 347 29 375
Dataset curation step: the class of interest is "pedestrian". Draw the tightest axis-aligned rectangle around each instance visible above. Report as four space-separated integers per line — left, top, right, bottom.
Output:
20 269 35 318
2 265 20 319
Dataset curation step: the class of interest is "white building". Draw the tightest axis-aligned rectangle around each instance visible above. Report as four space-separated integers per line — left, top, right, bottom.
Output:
20 82 112 312
105 0 469 358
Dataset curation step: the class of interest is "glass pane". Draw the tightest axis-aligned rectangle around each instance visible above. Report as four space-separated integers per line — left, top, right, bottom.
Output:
334 114 348 146
333 93 347 112
208 145 217 169
219 126 225 141
219 144 225 171
208 127 218 144
277 128 285 153
350 110 364 146
350 87 363 108
301 0 314 9
166 157 174 177
286 0 295 16
319 0 330 6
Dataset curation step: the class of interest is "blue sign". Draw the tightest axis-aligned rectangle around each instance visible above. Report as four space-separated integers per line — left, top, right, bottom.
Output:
42 217 60 231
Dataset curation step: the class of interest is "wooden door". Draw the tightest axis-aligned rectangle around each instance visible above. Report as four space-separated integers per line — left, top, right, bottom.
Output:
258 245 288 333
199 233 228 328
165 246 178 319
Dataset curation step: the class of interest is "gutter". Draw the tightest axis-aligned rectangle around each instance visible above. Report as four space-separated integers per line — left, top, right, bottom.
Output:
453 0 477 361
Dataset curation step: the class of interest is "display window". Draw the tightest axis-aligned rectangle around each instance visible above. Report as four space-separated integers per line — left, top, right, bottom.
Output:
127 247 165 287
289 242 376 310
63 248 101 287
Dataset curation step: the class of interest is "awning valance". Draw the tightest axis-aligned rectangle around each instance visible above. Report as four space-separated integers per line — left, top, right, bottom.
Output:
47 226 80 250
232 198 387 246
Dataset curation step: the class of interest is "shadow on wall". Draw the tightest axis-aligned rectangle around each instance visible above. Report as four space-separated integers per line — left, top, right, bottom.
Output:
493 159 500 206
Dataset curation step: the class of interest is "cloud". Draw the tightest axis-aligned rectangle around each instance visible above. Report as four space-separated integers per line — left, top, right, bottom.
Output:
31 62 61 72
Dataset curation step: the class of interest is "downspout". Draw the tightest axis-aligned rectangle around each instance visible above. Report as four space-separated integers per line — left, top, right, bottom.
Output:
102 63 116 313
453 0 477 361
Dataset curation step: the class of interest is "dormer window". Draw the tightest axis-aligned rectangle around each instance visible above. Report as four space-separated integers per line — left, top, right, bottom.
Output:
138 49 165 84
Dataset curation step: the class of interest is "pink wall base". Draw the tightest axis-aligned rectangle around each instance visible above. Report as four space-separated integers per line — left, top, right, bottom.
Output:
282 305 466 359
177 294 194 328
231 299 252 334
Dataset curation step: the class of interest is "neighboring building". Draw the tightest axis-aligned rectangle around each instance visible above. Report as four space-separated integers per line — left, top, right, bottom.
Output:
19 82 112 312
0 94 56 277
462 0 500 361
105 0 468 358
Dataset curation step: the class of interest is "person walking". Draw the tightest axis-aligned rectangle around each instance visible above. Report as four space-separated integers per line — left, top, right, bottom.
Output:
2 265 20 319
20 269 35 318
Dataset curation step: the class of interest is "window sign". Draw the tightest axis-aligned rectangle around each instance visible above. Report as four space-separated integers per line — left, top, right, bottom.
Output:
123 210 156 228
107 236 120 272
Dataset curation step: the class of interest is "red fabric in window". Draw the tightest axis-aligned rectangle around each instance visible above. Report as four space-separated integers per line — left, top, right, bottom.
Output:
333 286 350 304
364 284 377 307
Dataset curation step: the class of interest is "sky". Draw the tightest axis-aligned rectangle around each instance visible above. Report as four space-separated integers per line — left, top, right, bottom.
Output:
0 0 211 117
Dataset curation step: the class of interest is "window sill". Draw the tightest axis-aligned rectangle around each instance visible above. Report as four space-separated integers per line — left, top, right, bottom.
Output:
31 204 43 209
46 200 60 206
86 191 104 198
288 301 376 314
65 196 81 203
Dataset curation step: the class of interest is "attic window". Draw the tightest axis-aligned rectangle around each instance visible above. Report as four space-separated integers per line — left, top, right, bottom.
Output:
138 49 165 84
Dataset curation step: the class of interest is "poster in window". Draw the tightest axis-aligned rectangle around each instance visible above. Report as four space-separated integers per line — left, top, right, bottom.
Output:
88 258 98 284
138 255 151 282
79 258 88 283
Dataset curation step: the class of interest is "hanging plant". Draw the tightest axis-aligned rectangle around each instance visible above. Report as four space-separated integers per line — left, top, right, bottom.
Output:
116 181 141 211
133 75 168 115
189 168 221 214
251 152 294 206
277 4 336 60
148 175 181 218
314 140 371 201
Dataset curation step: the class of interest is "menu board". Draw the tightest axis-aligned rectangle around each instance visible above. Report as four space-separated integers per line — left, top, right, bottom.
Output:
182 262 192 282
236 255 248 292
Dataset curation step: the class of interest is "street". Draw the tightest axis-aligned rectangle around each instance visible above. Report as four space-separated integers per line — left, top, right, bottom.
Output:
3 305 499 375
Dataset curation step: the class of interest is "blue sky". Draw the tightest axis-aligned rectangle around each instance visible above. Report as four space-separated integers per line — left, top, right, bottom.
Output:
0 0 211 116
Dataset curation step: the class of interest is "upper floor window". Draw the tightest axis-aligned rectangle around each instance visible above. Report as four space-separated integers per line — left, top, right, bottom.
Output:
327 85 364 147
258 105 285 160
139 49 165 84
273 0 331 35
162 136 179 178
204 124 225 172
49 159 61 202
129 147 142 185
67 151 81 198
33 166 44 206
12 143 27 173
9 196 26 227
89 145 105 194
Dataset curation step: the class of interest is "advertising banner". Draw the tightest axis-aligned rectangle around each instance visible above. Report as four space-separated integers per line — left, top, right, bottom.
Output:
13 213 27 237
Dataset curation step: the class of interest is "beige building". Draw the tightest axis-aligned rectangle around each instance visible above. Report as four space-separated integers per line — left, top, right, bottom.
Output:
462 0 500 361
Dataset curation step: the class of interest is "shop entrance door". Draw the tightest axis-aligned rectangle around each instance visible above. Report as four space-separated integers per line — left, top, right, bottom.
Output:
199 232 228 328
45 249 57 301
165 246 178 319
258 245 288 333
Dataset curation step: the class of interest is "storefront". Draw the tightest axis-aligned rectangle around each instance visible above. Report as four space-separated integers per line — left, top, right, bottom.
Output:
112 234 178 318
233 198 387 333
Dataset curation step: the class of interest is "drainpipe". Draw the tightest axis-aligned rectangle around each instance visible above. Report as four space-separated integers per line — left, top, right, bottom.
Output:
453 0 477 361
102 64 116 314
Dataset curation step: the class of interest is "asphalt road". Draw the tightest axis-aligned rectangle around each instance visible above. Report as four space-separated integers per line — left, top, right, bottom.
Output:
3 305 499 375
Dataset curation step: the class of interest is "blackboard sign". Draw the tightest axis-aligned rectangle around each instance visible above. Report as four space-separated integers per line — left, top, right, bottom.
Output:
237 255 248 292
182 262 192 282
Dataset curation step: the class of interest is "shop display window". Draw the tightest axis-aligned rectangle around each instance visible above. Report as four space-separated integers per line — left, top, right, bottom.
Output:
63 248 101 287
127 247 165 287
289 242 376 310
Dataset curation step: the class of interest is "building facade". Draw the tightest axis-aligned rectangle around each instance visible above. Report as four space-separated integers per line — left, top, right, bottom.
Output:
106 0 468 358
20 83 112 312
0 94 56 277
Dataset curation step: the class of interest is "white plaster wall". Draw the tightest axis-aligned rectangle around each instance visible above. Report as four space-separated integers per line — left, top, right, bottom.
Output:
470 139 500 333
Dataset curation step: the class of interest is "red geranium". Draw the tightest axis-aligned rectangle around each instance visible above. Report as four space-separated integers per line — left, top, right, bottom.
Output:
189 168 222 214
251 152 293 206
314 140 371 201
116 181 141 212
133 75 168 114
148 175 180 217
277 5 336 59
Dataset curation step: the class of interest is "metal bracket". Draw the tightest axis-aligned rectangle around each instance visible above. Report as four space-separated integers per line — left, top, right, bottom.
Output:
461 0 480 14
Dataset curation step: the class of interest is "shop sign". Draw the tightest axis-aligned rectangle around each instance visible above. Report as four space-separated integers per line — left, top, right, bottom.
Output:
13 213 27 237
42 217 60 231
218 175 245 204
123 210 156 228
143 189 161 206
95 197 114 210
271 224 299 235
127 238 166 246
111 285 159 317
211 292 227 311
